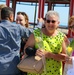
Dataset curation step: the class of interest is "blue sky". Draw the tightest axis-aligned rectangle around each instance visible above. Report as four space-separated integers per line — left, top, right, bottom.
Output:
0 1 69 27
54 6 69 27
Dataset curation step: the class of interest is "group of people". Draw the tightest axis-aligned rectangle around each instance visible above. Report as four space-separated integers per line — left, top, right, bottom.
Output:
0 4 74 75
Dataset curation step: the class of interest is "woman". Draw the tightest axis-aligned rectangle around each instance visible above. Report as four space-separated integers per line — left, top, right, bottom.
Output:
16 12 30 57
16 12 30 75
65 16 74 64
24 10 68 75
67 16 74 38
16 11 29 28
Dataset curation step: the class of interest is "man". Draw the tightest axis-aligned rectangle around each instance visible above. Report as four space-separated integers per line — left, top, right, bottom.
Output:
0 7 32 75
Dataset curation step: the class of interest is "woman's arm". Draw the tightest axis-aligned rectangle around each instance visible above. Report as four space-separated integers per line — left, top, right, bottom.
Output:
24 34 35 53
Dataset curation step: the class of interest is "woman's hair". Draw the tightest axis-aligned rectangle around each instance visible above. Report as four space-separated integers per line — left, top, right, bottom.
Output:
0 4 7 10
45 10 60 21
0 4 7 20
68 16 74 27
17 12 29 28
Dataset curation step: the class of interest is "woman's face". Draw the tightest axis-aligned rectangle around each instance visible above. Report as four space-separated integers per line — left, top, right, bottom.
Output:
16 14 26 27
45 15 60 33
69 21 74 32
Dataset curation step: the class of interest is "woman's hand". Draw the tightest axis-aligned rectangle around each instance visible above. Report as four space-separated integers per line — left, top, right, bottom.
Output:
36 49 45 57
36 49 71 62
36 49 51 59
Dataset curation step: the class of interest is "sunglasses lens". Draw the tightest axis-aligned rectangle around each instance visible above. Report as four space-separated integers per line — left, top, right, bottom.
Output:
47 20 50 23
46 20 56 23
69 25 74 29
69 26 72 28
71 26 74 30
72 25 74 28
52 20 56 23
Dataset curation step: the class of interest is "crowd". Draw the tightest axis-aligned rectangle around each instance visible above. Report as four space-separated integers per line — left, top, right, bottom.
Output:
0 4 74 75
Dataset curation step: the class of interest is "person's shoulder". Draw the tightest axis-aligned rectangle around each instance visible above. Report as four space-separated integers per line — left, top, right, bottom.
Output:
58 31 66 37
33 28 41 35
11 22 19 26
11 22 23 28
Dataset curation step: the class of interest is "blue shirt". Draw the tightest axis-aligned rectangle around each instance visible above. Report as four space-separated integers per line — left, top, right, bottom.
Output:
0 20 32 75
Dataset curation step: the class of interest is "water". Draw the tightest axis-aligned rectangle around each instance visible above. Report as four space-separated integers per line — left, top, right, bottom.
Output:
0 1 68 28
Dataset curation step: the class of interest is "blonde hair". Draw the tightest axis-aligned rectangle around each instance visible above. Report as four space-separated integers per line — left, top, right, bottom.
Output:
0 4 7 10
45 10 60 21
0 4 7 20
68 16 74 27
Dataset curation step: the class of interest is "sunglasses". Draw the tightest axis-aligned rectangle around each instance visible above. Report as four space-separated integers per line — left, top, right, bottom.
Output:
46 20 56 23
17 12 27 16
69 25 74 29
43 18 56 23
